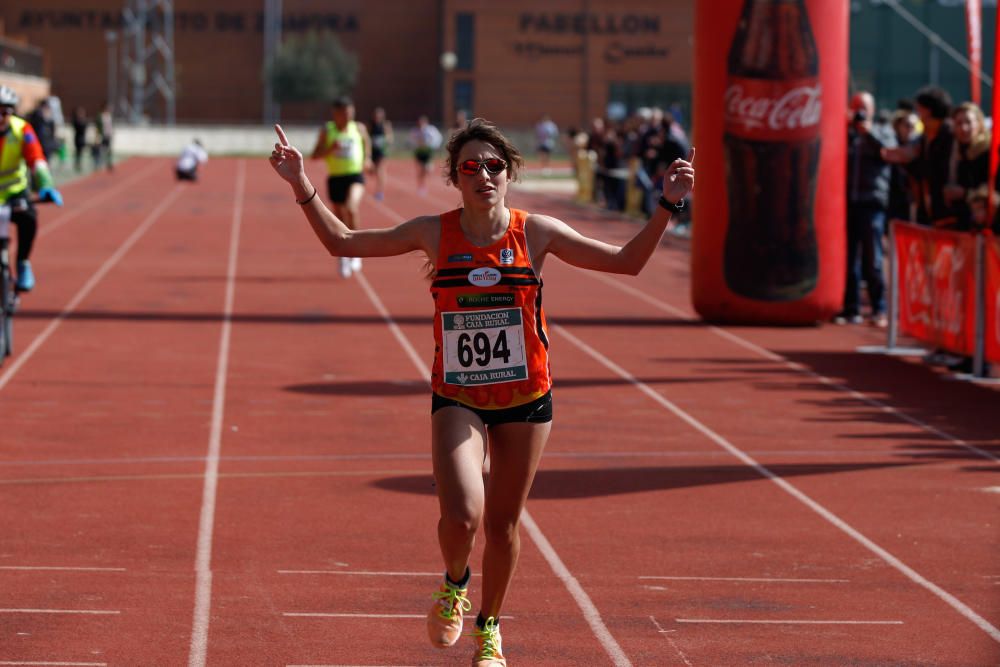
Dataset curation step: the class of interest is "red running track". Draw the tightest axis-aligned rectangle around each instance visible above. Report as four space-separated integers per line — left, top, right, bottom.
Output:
0 157 997 666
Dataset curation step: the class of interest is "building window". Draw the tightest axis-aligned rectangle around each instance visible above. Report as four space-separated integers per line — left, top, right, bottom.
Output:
607 83 692 128
455 13 474 71
453 79 474 117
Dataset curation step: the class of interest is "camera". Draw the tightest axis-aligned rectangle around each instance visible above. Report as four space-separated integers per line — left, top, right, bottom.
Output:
852 110 868 123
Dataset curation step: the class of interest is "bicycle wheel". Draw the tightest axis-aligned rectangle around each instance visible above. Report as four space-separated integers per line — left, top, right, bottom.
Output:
0 267 11 358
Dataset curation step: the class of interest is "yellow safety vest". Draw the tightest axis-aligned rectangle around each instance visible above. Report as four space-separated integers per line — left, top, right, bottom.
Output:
324 120 364 176
0 116 29 200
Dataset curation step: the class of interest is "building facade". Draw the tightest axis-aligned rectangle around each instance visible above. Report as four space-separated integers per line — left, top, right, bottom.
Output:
0 0 692 130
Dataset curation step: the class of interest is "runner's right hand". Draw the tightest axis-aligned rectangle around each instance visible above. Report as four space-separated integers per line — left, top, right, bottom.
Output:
269 124 304 183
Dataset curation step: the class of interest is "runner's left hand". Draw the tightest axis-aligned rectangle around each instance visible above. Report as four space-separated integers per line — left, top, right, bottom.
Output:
662 147 695 204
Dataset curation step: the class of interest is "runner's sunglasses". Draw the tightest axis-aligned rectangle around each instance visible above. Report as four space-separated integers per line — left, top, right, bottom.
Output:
458 157 507 176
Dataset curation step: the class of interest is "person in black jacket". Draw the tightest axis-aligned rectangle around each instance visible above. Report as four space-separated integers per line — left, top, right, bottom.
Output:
835 91 896 327
943 102 990 231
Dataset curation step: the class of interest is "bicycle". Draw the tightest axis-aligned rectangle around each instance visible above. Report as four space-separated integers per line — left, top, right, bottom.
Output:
0 196 43 363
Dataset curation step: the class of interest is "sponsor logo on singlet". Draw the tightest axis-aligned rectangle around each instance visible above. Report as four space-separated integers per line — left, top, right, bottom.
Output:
468 267 502 287
457 293 515 308
499 248 514 265
448 253 474 263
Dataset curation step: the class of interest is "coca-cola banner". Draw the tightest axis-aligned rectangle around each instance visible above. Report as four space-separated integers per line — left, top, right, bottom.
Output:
985 234 1000 364
893 222 977 356
692 0 847 324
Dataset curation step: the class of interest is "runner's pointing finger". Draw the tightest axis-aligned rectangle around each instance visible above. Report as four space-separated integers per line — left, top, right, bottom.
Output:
275 124 290 147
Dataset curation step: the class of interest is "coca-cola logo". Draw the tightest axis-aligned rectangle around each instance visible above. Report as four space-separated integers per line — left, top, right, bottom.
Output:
902 239 966 336
725 83 822 133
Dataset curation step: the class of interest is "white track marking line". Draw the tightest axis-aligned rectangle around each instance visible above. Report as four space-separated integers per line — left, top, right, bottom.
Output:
0 566 125 572
284 613 424 619
675 619 903 625
0 447 920 468
519 512 633 666
187 160 244 667
278 570 447 577
650 616 694 667
640 576 849 583
39 161 161 237
354 269 633 667
555 324 1000 644
0 184 184 393
0 608 119 615
584 272 1000 464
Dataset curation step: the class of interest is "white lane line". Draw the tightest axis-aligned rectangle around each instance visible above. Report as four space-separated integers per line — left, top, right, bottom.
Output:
584 271 1000 464
675 619 903 625
0 608 119 615
520 512 633 666
555 324 1000 644
278 570 444 577
39 160 161 238
0 447 926 468
354 269 633 667
640 576 849 583
650 616 694 667
0 184 184 393
284 613 424 619
0 566 125 572
187 160 245 667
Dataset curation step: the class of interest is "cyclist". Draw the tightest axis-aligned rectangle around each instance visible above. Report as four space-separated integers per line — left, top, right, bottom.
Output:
0 86 64 291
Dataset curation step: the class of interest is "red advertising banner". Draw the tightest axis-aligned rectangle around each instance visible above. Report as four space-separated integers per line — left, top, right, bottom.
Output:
990 3 1000 222
985 234 1000 363
966 0 982 105
894 222 977 355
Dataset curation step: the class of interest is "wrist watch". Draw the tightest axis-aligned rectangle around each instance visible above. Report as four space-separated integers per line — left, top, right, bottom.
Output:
658 195 685 214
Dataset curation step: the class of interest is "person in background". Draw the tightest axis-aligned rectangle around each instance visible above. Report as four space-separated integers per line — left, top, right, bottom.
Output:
175 138 209 182
410 114 443 196
0 86 64 292
71 106 89 172
311 96 372 278
534 114 559 174
888 109 921 222
883 86 954 225
96 103 114 172
835 91 896 328
942 102 990 231
368 106 393 201
27 98 58 161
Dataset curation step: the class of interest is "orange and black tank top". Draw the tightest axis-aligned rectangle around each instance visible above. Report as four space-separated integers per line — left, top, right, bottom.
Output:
430 208 552 409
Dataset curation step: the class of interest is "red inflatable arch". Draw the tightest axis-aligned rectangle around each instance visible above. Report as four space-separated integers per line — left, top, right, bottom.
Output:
692 0 847 324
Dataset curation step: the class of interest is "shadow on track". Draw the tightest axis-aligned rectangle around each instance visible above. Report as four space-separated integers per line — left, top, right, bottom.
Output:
372 461 925 499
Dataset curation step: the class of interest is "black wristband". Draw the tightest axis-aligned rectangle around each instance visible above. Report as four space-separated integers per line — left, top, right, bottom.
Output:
658 195 684 214
296 187 318 205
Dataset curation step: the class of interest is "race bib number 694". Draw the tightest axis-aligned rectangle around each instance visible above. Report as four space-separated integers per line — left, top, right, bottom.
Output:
441 308 528 385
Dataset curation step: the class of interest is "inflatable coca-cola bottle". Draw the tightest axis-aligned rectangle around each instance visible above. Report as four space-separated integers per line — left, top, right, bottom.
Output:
723 0 822 302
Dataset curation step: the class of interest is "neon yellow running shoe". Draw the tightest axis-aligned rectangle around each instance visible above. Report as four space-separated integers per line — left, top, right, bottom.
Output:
427 580 471 648
469 616 506 666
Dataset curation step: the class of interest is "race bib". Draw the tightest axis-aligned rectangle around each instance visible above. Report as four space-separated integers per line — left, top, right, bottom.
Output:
441 308 528 385
335 137 356 158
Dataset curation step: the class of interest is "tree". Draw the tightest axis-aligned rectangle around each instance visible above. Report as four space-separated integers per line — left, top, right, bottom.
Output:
264 31 358 104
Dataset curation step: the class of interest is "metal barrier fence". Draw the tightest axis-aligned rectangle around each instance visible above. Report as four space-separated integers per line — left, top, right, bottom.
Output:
865 221 998 381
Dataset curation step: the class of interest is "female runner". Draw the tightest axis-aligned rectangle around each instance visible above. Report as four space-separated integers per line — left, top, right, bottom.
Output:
269 119 694 666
